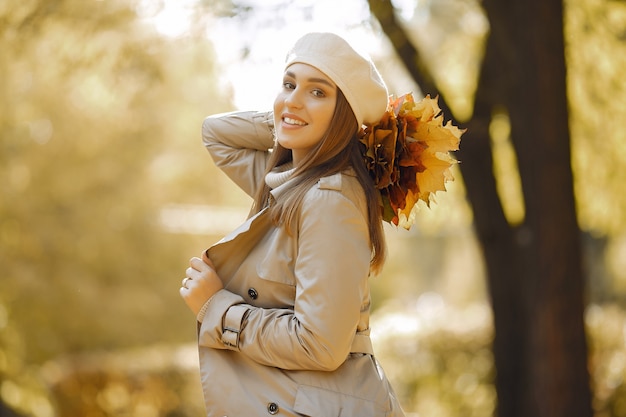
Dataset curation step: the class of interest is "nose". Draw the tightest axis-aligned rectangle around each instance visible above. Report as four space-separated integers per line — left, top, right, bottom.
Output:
284 87 303 109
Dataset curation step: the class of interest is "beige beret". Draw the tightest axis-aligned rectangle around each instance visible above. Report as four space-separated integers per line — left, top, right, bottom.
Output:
285 32 389 126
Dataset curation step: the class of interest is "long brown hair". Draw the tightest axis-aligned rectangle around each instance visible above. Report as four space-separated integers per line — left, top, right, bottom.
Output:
252 89 386 274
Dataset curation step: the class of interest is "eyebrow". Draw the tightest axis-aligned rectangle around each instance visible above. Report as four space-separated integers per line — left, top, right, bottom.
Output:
285 70 335 88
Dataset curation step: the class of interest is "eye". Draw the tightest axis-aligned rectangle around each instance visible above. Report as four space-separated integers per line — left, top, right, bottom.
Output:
312 89 326 98
283 81 295 90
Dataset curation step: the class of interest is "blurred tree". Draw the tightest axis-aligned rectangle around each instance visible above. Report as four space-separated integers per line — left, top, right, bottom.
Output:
0 0 235 414
3 0 623 415
0 403 26 417
368 0 593 416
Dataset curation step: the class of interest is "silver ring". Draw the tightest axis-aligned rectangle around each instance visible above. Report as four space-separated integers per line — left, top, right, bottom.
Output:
182 277 191 288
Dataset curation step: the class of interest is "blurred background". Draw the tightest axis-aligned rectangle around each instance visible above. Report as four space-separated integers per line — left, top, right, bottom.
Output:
1 0 625 416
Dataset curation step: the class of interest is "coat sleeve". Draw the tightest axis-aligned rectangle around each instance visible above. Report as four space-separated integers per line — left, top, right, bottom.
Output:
202 110 275 198
197 184 372 371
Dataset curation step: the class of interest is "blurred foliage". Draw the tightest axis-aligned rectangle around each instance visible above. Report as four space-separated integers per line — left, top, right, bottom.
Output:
4 299 625 417
566 0 626 237
371 295 496 417
373 299 626 417
41 344 205 417
586 304 626 417
1 0 626 416
0 0 239 414
0 0 238 357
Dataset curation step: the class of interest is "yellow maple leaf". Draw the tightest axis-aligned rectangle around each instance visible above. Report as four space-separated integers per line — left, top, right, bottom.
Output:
360 93 466 229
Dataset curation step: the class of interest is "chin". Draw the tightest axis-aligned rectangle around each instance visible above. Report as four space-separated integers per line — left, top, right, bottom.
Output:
276 138 291 150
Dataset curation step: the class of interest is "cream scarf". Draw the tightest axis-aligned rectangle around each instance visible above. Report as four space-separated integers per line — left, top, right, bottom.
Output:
265 162 295 189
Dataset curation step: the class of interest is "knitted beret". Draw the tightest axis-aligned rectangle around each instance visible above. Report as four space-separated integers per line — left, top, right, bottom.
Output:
284 32 389 126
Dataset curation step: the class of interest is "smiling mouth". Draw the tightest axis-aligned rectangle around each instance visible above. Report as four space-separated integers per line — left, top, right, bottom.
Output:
283 117 307 126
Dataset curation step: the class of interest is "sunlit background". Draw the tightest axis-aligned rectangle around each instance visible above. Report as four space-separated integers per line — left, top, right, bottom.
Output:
1 0 626 416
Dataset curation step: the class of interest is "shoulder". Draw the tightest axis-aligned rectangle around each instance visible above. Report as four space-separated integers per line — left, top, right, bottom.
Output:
302 171 368 221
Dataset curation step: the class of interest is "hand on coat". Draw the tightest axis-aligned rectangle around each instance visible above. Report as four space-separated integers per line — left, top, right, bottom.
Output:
180 252 224 316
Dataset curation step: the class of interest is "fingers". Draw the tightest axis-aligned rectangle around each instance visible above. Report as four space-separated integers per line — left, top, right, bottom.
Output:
185 266 197 280
179 252 223 316
179 263 224 316
189 257 203 272
182 255 218 290
179 276 191 299
189 255 215 272
184 254 216 288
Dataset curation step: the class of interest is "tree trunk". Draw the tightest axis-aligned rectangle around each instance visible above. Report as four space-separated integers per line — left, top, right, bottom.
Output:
368 0 593 416
494 0 592 415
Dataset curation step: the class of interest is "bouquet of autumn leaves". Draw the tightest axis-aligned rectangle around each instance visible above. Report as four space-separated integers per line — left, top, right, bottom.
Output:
359 93 465 229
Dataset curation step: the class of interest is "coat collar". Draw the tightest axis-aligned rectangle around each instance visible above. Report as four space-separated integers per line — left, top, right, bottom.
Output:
269 169 351 201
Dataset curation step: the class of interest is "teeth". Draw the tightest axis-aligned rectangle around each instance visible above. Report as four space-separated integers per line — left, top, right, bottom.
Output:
284 117 306 126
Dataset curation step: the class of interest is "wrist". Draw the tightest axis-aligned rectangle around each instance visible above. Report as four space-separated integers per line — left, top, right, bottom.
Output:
196 293 216 323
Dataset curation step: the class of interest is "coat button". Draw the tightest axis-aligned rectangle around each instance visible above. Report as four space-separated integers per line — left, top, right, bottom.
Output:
248 288 258 300
267 402 279 414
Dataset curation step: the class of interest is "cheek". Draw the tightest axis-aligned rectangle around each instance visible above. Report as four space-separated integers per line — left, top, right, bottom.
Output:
273 90 286 110
321 105 336 130
273 96 282 124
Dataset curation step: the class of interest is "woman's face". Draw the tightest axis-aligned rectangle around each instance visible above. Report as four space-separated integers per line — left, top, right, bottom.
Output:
273 63 337 166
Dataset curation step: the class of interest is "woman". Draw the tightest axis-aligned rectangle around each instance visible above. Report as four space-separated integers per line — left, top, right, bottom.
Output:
180 32 406 416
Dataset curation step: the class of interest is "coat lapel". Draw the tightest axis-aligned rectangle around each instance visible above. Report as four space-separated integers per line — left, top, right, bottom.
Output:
205 207 273 286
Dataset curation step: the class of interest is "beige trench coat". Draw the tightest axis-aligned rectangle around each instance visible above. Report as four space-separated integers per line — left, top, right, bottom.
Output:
198 111 405 417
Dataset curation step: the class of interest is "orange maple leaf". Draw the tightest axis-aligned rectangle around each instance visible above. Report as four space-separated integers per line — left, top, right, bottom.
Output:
360 93 465 229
